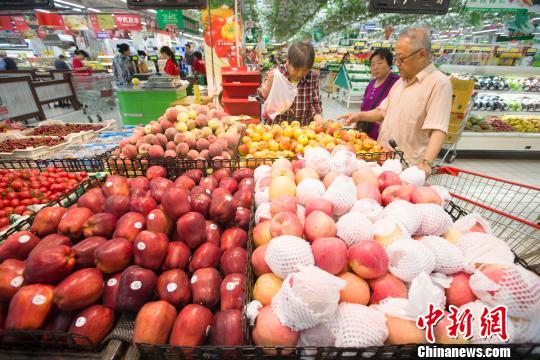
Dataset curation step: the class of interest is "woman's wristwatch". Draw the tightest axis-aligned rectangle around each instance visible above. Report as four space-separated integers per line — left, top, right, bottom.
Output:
421 159 434 167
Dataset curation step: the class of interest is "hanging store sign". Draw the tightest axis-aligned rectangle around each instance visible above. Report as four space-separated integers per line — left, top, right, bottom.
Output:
182 15 199 34
96 31 109 39
127 0 205 9
369 0 450 14
89 14 115 31
11 16 30 31
0 0 54 10
465 0 540 13
36 12 65 29
63 15 88 31
114 14 142 31
0 16 14 31
156 10 183 30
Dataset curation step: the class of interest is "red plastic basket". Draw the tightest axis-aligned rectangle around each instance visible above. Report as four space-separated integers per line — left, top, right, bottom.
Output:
429 167 540 270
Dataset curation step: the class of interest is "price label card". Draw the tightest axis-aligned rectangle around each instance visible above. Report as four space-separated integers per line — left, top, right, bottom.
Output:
470 46 481 52
371 42 381 48
482 47 493 53
382 42 391 48
526 48 537 55
444 45 455 50
354 41 365 47
456 45 466 52
432 43 441 50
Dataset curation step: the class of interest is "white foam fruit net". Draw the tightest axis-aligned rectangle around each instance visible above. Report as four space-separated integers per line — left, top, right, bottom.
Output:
509 315 540 343
459 300 513 344
329 148 357 176
264 236 314 279
350 199 384 223
255 202 271 224
296 179 326 206
334 303 388 347
336 213 374 247
382 200 421 235
272 266 346 331
419 236 465 275
469 264 540 319
255 187 269 207
254 165 272 183
381 159 403 175
373 219 410 248
304 147 331 178
387 239 436 282
399 166 426 187
415 203 453 236
298 315 339 347
453 213 492 234
458 232 514 272
323 175 356 216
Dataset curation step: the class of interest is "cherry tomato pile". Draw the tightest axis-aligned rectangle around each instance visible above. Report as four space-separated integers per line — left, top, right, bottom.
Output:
0 167 87 229
29 124 103 137
0 137 65 153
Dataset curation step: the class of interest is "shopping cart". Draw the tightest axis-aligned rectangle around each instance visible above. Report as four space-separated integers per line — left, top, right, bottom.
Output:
429 166 540 271
71 73 115 123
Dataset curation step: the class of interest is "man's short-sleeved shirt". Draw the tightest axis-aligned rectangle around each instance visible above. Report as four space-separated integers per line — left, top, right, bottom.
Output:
377 63 452 165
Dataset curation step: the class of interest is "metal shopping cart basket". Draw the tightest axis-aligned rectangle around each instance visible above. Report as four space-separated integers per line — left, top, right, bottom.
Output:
429 166 540 271
71 73 115 123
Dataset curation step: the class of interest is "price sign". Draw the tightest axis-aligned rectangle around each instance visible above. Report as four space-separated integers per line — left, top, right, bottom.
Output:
127 0 206 9
382 42 391 48
369 0 450 14
444 44 455 50
470 46 481 52
526 48 537 55
482 47 493 53
432 43 441 50
0 0 53 9
354 41 366 47
370 42 382 48
456 45 466 52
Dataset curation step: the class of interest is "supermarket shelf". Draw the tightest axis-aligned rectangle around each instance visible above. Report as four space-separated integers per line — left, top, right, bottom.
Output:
441 65 540 76
475 90 540 96
470 111 538 117
222 82 260 87
456 131 540 152
221 98 258 103
222 71 259 76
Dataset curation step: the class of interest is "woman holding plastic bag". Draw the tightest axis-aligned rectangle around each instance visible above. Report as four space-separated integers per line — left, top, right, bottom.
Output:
258 42 323 125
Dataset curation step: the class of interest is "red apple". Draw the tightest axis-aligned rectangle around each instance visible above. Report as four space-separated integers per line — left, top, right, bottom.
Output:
156 269 191 308
234 207 251 229
77 190 105 214
189 242 221 272
220 227 248 252
185 169 203 184
378 171 402 191
304 198 333 217
0 259 25 302
348 240 388 279
212 168 231 183
190 267 221 309
161 187 191 220
190 193 211 218
233 189 253 209
53 268 104 311
133 231 169 271
209 192 236 224
146 165 167 181
169 304 213 346
356 183 381 203
149 177 174 203
304 210 337 243
210 309 244 346
130 196 157 215
28 234 71 259
270 211 303 238
411 187 442 205
146 208 173 235
133 300 177 345
381 185 410 206
200 176 218 193
177 212 206 249
72 236 107 268
31 207 68 237
220 273 245 311
24 245 76 284
82 213 117 239
102 273 122 310
219 177 238 194
104 195 130 218
174 175 196 190
113 212 146 242
238 177 255 193
69 305 115 346
94 238 133 273
162 242 191 271
312 237 347 275
116 265 157 312
205 220 221 245
58 207 94 240
270 195 297 217
102 175 129 197
220 247 247 275
128 176 150 190
251 244 271 276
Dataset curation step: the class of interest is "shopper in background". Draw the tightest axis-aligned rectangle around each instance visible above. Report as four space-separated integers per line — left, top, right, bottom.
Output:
137 50 149 73
72 50 92 74
258 42 323 125
185 43 195 68
0 50 18 70
54 55 70 70
357 48 399 139
113 43 134 86
339 27 452 176
193 51 206 84
160 46 180 76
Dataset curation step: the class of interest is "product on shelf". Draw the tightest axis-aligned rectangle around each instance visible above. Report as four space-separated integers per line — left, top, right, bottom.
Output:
500 115 540 133
238 120 384 159
0 165 254 347
0 168 87 229
465 116 494 132
465 115 540 133
453 74 540 93
0 137 66 153
116 104 244 161
0 120 27 133
472 95 540 113
28 124 103 137
248 153 540 348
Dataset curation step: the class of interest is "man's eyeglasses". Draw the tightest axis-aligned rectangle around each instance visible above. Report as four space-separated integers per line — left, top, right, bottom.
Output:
395 48 424 64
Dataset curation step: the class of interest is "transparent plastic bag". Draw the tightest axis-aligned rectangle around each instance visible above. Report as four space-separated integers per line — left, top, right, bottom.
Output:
272 266 346 331
263 70 298 121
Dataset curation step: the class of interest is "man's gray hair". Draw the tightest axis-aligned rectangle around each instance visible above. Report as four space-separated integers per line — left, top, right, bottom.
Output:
398 27 432 53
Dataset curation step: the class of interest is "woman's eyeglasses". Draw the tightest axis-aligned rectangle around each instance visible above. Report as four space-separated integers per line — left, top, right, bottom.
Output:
395 48 424 64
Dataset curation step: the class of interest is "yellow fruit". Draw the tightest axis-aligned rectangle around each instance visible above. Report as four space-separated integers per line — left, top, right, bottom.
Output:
280 121 289 128
132 78 140 85
251 133 262 142
242 136 250 144
291 120 301 128
262 132 274 142
269 176 296 200
297 134 309 145
293 128 303 139
283 127 293 138
295 143 304 153
268 140 280 152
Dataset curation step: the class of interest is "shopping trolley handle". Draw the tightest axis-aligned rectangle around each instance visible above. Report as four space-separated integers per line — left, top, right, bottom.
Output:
388 139 409 168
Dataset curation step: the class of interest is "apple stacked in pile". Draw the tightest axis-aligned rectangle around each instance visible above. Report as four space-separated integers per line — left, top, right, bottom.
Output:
0 165 254 348
249 149 540 350
116 104 244 162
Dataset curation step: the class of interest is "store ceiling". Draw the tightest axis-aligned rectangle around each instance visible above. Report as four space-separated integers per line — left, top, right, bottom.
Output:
243 0 515 43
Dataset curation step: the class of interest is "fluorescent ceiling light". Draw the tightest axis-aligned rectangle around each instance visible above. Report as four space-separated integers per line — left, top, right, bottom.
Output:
72 8 82 11
141 22 147 25
55 0 85 9
120 0 127 2
147 9 157 14
472 29 498 34
88 8 101 12
36 9 50 13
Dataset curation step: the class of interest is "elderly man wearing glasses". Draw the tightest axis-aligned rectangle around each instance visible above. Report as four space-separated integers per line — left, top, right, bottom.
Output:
339 27 452 176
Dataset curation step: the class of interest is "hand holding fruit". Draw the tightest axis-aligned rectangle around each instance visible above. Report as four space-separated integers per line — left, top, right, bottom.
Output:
338 112 362 126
